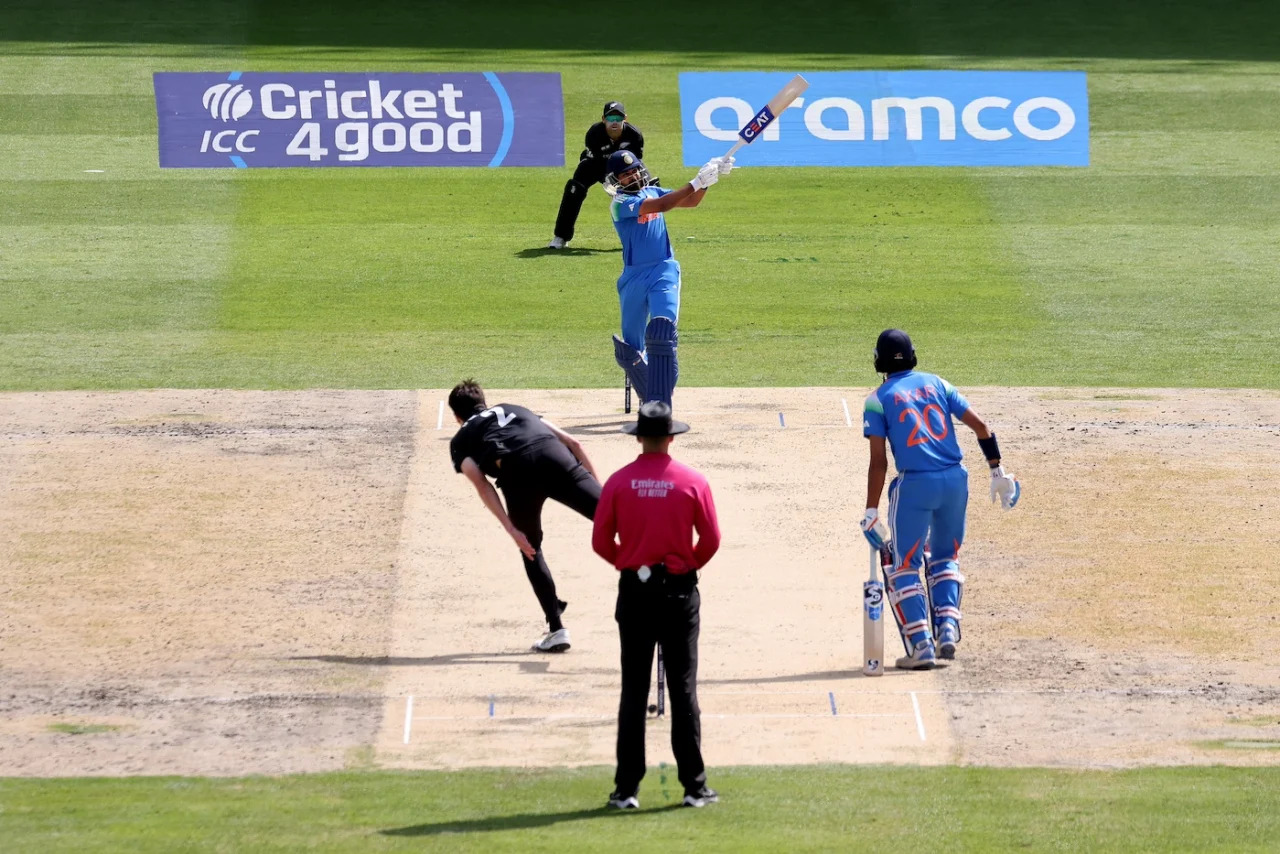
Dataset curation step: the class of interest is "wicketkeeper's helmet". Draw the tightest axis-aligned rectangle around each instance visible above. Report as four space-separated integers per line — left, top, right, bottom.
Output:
604 150 654 196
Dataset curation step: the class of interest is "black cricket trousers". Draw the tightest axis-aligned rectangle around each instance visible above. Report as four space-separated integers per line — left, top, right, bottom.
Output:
553 155 609 242
498 440 600 631
614 568 706 795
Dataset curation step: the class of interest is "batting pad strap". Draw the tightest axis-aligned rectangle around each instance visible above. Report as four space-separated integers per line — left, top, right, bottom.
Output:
898 618 929 636
888 583 926 605
886 568 923 588
928 568 965 585
934 606 962 620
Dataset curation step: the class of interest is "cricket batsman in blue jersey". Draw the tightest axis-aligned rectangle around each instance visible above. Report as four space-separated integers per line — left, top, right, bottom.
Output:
860 329 1021 670
604 150 732 407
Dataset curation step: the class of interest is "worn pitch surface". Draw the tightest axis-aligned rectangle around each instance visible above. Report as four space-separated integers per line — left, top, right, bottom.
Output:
1 388 1278 775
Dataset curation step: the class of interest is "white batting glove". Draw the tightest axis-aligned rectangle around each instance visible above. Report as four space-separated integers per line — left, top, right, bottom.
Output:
860 508 889 551
690 161 720 191
717 155 735 175
990 466 1021 510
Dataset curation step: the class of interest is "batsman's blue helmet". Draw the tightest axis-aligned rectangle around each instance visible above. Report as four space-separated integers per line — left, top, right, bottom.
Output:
874 328 917 374
604 150 653 196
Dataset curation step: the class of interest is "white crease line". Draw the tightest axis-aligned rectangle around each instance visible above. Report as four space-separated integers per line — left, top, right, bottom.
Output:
403 695 414 744
911 691 926 741
409 712 914 722
841 398 853 427
436 400 445 430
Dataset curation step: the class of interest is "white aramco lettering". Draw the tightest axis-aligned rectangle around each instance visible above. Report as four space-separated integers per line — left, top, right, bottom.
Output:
701 94 1076 143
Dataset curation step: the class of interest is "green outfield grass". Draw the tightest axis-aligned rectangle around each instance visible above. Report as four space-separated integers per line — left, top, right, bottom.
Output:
1 0 1277 390
4 765 1280 853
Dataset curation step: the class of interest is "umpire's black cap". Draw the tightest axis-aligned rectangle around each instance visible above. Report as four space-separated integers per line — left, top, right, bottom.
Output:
602 101 627 119
623 401 690 437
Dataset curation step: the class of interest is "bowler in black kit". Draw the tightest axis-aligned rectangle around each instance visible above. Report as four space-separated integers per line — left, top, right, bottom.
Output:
448 380 601 651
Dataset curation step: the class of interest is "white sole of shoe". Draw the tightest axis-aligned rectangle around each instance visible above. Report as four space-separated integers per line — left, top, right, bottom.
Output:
534 642 570 653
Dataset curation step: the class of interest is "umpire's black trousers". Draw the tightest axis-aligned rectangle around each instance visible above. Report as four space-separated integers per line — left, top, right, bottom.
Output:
614 567 706 795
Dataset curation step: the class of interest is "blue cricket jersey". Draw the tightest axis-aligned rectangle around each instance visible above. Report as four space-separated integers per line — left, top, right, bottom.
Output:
610 187 674 268
863 371 971 473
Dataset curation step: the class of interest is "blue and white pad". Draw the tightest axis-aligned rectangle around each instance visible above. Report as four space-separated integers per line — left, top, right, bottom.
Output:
612 334 648 403
644 316 678 405
886 567 933 655
927 559 965 638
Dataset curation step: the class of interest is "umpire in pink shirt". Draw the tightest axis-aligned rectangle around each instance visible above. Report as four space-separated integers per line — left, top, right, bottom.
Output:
592 401 722 810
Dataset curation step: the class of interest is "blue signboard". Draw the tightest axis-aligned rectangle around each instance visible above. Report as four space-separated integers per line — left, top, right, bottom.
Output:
155 72 564 168
680 71 1088 167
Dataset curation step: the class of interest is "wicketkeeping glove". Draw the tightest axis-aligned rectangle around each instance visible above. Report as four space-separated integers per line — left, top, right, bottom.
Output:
690 161 720 191
860 508 890 551
990 466 1021 510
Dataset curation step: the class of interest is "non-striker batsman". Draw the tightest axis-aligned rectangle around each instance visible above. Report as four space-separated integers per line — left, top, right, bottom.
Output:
860 329 1021 669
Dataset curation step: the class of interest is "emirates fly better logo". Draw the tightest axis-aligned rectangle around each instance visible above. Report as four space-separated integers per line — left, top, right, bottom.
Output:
154 71 565 168
202 83 253 121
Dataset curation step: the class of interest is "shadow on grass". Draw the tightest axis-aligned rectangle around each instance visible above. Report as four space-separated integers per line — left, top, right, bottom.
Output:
381 804 685 837
6 0 1277 63
515 247 622 259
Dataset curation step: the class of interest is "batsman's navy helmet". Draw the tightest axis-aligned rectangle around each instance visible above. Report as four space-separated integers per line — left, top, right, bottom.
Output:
874 328 917 374
604 150 653 196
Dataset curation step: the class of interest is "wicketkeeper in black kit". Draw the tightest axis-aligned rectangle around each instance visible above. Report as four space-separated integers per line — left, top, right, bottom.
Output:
547 101 649 249
448 380 601 652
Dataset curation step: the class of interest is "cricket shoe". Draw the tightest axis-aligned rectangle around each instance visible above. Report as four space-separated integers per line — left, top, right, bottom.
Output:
607 790 639 809
936 620 959 660
547 236 567 249
532 627 571 653
896 640 937 671
683 787 719 808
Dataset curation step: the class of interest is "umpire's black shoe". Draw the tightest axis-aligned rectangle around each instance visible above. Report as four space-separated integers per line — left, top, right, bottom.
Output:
607 790 639 809
683 787 718 808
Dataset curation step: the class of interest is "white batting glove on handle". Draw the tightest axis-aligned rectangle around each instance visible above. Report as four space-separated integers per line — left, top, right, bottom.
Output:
860 508 890 551
990 466 1021 510
690 161 720 191
716 155 735 175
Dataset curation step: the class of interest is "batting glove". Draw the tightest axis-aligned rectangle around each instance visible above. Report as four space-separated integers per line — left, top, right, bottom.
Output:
990 466 1021 510
860 508 889 551
690 161 720 191
715 156 735 175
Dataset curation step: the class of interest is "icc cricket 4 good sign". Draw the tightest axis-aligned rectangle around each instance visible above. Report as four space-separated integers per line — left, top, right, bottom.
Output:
680 71 1089 167
154 72 564 168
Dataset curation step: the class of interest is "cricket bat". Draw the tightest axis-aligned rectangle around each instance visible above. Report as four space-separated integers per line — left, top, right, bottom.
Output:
863 545 885 676
723 74 809 160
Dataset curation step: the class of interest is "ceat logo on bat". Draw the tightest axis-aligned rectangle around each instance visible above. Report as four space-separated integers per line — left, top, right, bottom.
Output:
739 105 775 141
